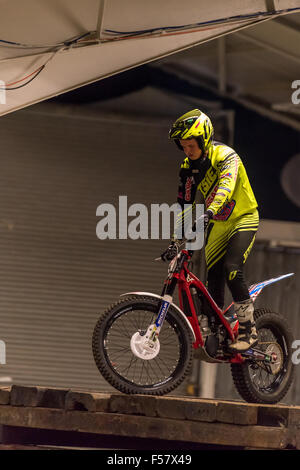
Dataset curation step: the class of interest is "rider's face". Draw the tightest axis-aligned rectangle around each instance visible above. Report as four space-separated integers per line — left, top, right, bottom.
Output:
179 138 202 160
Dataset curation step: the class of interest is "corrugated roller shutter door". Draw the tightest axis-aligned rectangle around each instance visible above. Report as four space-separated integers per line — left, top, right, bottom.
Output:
214 246 300 404
0 109 182 391
2 108 299 402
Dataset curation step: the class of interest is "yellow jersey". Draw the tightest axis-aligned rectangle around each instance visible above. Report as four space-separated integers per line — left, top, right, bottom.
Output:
178 141 258 222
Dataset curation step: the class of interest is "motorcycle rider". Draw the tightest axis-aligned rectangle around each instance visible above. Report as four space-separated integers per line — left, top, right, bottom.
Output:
161 109 259 353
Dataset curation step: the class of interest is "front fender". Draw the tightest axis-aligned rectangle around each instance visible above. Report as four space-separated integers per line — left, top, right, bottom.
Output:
120 291 196 342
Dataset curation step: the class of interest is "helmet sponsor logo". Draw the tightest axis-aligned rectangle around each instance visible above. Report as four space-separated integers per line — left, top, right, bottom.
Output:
204 121 208 139
172 129 182 137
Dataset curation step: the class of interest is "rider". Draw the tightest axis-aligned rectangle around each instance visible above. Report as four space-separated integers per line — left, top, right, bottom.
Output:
161 109 259 353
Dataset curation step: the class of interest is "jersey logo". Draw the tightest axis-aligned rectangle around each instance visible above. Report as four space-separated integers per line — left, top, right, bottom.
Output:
205 184 218 207
214 200 236 221
220 172 232 179
185 177 194 201
199 166 217 196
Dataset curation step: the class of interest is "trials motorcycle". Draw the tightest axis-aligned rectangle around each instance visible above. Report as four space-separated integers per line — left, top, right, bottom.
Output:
92 247 294 404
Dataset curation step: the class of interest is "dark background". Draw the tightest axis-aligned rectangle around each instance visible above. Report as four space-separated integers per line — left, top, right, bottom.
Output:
51 64 300 223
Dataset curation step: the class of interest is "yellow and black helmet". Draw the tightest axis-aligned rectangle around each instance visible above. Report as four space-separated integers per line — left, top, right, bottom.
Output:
169 109 214 153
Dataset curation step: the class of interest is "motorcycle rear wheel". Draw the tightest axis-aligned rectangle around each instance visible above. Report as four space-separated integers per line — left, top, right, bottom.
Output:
92 295 194 395
231 309 294 404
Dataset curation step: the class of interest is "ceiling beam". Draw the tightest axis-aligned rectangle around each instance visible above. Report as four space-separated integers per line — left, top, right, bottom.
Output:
156 63 300 132
218 37 226 94
96 0 107 41
265 0 276 12
237 31 300 65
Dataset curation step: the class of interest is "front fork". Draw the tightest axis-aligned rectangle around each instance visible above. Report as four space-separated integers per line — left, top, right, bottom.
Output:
147 277 179 342
147 294 174 342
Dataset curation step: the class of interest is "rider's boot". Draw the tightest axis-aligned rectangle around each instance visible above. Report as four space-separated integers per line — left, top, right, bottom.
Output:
228 298 258 352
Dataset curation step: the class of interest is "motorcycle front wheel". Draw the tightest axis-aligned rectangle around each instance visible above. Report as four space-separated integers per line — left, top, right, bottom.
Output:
92 295 194 395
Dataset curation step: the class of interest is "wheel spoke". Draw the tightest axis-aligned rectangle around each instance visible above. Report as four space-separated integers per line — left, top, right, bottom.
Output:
104 308 182 387
248 326 285 393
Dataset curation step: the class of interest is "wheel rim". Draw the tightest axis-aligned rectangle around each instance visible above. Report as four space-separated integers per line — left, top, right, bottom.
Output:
102 304 187 389
248 324 288 395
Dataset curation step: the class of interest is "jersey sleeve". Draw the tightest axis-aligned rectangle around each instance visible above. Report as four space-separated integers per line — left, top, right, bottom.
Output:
208 152 240 215
172 169 195 241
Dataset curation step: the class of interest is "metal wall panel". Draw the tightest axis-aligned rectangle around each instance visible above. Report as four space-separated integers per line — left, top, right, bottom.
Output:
214 244 300 405
0 108 180 391
0 105 299 405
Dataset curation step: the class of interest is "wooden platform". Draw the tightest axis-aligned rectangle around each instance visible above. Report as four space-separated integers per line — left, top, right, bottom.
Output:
0 385 299 449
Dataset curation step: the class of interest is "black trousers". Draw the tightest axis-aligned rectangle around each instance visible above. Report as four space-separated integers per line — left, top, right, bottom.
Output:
206 230 256 309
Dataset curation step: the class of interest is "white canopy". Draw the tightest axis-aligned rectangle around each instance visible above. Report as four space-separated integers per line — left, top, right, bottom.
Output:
0 0 299 117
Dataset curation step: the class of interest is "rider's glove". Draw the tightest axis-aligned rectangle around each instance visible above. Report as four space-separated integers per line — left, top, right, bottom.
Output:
160 240 180 262
203 209 214 230
191 209 214 234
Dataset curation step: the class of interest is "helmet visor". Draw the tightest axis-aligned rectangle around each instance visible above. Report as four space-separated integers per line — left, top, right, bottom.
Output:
169 116 198 139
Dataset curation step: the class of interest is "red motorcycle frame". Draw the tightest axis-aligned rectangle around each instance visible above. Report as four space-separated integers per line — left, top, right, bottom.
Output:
93 246 294 400
163 250 243 361
157 249 291 365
